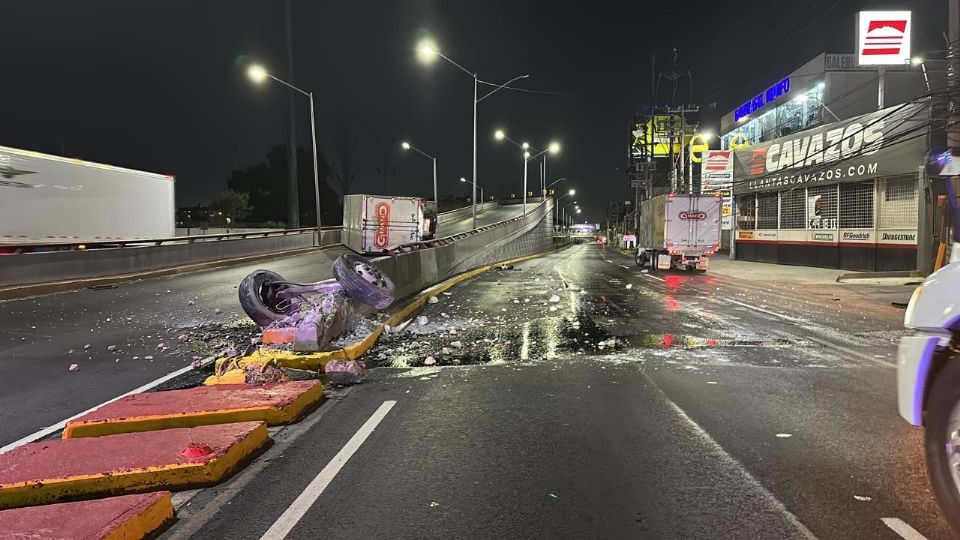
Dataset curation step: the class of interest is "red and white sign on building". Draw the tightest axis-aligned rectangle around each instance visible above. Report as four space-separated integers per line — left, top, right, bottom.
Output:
700 150 733 192
857 10 911 66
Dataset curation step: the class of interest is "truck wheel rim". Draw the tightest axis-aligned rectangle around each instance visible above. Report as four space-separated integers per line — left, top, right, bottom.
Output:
947 402 960 496
354 262 387 289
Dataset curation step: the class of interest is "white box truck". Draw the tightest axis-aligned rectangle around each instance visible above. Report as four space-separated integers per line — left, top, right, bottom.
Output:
342 194 425 253
635 194 722 272
0 146 174 246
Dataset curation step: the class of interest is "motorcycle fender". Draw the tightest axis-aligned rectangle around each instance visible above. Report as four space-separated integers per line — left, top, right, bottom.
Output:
897 334 941 426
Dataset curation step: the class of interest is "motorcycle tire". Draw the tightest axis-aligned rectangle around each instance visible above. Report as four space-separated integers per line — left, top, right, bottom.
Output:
924 352 960 534
238 269 289 327
332 254 395 310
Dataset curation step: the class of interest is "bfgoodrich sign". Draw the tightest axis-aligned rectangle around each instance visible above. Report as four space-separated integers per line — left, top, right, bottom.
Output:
732 101 929 195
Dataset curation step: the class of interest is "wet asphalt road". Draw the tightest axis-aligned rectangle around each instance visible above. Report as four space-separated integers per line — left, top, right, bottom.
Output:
0 204 522 448
437 204 525 236
163 243 954 540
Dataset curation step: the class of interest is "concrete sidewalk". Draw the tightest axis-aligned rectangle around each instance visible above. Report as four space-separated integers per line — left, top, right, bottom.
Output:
708 257 923 286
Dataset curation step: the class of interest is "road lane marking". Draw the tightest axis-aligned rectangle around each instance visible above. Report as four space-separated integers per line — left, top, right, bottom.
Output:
644 374 818 540
0 355 217 453
260 400 397 540
724 298 807 323
619 264 631 269
881 518 929 540
641 273 665 282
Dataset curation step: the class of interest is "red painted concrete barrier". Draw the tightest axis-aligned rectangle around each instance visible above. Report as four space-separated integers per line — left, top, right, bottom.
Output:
0 422 268 509
0 492 174 539
63 381 323 438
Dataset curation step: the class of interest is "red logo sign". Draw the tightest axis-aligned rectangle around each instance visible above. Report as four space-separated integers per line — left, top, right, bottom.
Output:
704 151 730 171
679 211 707 220
373 202 391 249
749 148 768 176
862 19 907 56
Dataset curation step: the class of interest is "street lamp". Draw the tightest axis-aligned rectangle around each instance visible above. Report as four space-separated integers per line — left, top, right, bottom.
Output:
495 129 560 214
460 177 483 203
545 177 567 193
418 40 528 229
247 64 323 242
401 141 438 205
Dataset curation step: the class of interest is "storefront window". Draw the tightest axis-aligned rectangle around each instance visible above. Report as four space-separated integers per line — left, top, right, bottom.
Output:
736 194 756 230
839 181 874 229
878 176 918 229
807 185 838 229
757 193 778 229
780 188 806 229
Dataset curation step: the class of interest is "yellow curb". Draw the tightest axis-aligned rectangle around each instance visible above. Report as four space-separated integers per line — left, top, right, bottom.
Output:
206 248 558 377
0 423 269 510
0 244 340 301
104 492 176 540
62 382 323 439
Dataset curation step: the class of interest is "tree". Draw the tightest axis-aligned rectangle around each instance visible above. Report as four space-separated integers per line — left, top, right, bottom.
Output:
372 134 399 194
227 144 341 227
210 190 251 223
330 123 358 200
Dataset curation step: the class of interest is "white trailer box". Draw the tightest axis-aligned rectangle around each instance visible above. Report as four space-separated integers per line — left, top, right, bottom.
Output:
0 146 174 245
637 194 722 271
342 194 425 253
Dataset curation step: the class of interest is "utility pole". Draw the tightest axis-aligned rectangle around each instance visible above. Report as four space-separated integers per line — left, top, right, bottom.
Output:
284 0 299 228
949 0 959 150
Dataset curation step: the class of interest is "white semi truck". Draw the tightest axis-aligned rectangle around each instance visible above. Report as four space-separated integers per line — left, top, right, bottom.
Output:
634 194 722 272
0 146 175 247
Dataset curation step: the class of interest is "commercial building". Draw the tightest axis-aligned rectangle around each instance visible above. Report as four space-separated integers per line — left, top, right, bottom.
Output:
720 52 931 271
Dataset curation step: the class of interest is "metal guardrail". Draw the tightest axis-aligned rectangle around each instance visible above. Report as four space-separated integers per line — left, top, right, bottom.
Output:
0 227 342 254
2 202 501 255
386 200 550 255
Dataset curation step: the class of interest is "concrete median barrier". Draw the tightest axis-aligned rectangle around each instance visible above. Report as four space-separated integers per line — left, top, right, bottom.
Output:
0 492 175 539
62 381 323 439
0 422 268 509
0 228 341 291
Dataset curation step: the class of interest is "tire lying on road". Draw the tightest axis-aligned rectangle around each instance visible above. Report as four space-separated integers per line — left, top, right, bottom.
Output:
332 253 395 310
238 269 288 327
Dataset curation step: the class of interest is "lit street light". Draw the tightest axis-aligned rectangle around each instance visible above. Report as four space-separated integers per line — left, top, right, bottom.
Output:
555 188 576 229
247 63 323 241
495 129 560 214
401 141 438 205
418 40 528 229
460 177 484 203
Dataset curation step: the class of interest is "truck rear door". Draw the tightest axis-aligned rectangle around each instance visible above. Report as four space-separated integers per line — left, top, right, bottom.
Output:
664 195 722 253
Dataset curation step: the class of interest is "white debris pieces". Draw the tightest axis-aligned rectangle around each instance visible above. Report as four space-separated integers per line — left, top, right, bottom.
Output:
626 283 633 289
428 296 439 304
853 495 872 502
775 433 792 438
68 363 79 372
417 316 429 326
424 356 437 366
548 295 561 303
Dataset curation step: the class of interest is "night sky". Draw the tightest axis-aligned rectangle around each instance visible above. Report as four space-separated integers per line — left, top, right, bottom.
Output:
0 1 947 223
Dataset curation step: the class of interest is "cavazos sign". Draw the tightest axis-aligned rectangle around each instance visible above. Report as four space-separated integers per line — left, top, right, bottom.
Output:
732 102 929 194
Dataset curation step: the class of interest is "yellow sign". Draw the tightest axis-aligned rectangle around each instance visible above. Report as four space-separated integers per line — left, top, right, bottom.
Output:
689 134 710 163
738 231 754 240
631 115 685 157
722 205 732 217
729 132 750 150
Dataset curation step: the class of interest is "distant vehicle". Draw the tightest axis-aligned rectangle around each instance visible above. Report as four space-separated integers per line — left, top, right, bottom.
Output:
342 194 426 254
634 193 721 272
897 148 960 532
0 145 174 249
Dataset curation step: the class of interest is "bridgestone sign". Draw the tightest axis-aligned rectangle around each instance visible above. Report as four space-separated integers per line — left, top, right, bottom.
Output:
732 102 929 195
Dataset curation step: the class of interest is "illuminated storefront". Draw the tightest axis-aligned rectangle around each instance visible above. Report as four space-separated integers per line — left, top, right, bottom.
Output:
731 101 930 271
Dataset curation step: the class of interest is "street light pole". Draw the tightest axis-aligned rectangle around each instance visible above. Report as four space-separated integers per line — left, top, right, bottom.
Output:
247 65 322 241
401 142 438 205
418 44 527 230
